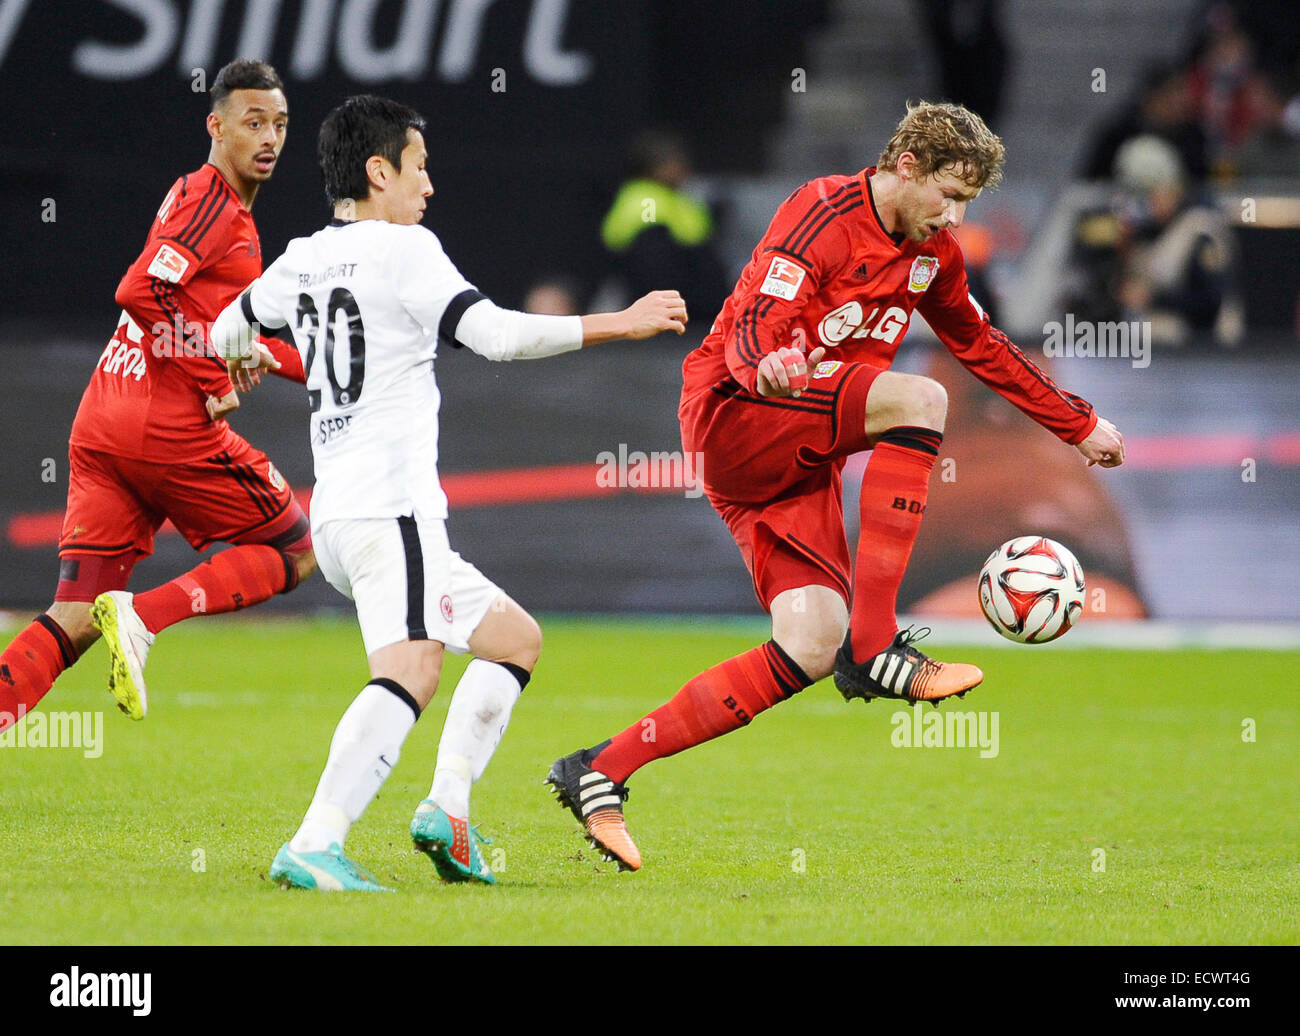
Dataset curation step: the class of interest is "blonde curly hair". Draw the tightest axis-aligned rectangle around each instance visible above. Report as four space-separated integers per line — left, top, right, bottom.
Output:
877 100 1005 189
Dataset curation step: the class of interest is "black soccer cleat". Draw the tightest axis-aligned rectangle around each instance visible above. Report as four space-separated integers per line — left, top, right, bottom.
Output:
545 746 641 871
834 626 983 706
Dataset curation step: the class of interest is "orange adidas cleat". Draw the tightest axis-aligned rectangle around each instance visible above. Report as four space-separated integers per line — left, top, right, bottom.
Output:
546 749 642 871
834 626 984 706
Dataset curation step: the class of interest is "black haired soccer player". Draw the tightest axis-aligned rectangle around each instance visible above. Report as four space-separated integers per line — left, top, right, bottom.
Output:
211 94 687 889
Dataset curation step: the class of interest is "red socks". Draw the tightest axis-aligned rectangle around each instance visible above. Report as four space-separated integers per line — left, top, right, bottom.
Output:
132 544 296 635
0 545 299 731
590 640 811 782
581 426 941 784
0 615 80 732
849 426 943 660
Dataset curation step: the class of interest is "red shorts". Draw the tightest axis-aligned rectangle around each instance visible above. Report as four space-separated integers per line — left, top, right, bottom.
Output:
56 437 308 602
680 360 884 610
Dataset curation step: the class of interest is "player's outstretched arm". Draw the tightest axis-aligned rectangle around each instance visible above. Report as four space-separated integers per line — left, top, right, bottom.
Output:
579 290 688 345
1075 416 1125 467
451 289 687 362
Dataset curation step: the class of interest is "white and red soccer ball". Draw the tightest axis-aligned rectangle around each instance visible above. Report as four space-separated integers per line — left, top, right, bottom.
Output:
978 536 1086 644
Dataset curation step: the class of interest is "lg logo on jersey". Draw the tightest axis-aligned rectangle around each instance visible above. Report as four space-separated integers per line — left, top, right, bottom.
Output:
817 302 909 347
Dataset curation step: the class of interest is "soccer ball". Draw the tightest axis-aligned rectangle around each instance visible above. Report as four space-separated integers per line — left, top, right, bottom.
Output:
978 536 1085 644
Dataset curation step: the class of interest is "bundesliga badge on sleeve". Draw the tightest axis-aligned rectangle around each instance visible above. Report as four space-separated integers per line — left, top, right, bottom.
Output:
147 244 190 284
759 256 807 300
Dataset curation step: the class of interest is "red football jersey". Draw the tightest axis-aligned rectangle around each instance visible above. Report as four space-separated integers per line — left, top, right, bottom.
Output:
681 169 1098 445
71 164 268 462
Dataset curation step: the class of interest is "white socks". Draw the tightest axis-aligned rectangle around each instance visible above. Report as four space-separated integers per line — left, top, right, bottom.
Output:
287 662 529 853
290 681 418 854
427 659 526 818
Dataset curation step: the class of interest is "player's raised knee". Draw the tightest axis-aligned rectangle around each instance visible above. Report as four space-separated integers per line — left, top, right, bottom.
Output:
865 371 949 437
919 377 948 426
901 376 948 430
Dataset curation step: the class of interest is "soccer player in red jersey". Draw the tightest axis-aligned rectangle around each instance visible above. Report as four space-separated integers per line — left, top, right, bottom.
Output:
548 102 1126 870
0 60 313 732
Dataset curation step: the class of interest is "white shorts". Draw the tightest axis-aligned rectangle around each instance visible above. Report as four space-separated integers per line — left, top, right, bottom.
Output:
314 515 502 657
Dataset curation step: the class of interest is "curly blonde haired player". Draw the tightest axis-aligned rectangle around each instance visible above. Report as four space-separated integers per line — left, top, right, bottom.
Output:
547 101 1126 871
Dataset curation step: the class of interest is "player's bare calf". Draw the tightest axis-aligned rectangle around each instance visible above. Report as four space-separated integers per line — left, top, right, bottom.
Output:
769 584 847 681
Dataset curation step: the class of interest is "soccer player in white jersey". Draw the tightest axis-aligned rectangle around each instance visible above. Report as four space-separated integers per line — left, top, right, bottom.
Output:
211 95 688 890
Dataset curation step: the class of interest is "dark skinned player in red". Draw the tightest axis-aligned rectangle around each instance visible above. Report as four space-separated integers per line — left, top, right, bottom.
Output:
547 101 1125 871
0 60 313 732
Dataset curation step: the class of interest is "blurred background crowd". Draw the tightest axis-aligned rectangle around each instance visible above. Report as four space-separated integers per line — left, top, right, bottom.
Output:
1 0 1296 623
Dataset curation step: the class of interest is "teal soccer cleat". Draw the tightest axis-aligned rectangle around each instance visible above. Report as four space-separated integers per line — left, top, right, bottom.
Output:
410 801 496 885
269 842 394 892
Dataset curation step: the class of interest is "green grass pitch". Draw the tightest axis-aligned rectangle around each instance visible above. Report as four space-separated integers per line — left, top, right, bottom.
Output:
1 616 1296 945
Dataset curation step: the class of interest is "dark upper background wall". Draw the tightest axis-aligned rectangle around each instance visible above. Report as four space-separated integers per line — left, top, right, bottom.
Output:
0 0 828 615
0 0 828 326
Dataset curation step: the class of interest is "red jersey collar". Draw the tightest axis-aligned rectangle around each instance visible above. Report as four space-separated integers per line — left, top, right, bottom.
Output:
204 162 248 211
860 167 908 249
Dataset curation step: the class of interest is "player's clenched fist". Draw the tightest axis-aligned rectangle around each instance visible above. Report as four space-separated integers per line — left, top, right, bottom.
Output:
622 290 688 339
1076 416 1125 468
757 345 826 398
205 390 240 421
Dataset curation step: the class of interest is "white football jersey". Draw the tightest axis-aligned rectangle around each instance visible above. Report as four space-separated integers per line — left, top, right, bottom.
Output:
245 219 485 525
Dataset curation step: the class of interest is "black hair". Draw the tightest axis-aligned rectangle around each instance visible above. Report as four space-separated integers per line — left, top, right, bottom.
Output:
317 94 427 206
210 59 283 110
